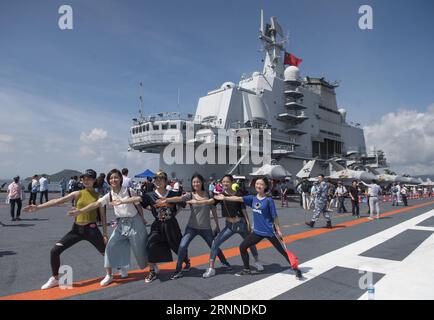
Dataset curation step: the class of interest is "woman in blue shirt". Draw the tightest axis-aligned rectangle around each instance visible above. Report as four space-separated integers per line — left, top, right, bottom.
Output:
214 177 302 279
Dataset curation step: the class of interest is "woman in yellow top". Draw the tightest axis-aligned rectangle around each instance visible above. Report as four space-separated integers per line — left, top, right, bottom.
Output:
24 169 108 290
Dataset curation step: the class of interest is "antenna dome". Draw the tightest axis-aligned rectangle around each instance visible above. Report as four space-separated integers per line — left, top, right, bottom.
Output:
284 66 300 82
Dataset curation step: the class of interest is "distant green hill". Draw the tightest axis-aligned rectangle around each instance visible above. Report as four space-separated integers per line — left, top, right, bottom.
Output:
25 169 82 182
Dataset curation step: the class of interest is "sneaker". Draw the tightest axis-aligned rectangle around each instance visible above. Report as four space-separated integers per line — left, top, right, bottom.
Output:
202 268 216 278
254 261 264 272
145 270 158 283
222 262 232 271
294 268 303 280
368 217 374 220
118 267 128 278
41 276 59 290
305 221 314 228
170 271 184 280
235 269 252 276
183 260 191 271
11 218 16 222
100 274 113 287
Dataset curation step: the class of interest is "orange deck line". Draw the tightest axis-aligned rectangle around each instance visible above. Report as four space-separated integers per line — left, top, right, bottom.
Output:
2 200 434 300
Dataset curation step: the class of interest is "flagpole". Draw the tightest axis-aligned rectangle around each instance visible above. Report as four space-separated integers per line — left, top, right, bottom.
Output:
177 87 180 115
139 82 144 120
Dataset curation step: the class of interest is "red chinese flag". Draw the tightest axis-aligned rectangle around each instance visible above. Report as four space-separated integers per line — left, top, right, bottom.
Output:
284 52 303 67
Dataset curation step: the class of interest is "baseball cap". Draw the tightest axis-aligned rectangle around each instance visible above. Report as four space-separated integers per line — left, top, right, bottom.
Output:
82 169 97 179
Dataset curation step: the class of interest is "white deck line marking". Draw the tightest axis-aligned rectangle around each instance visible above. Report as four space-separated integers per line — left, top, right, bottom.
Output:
213 209 434 300
408 226 434 232
358 231 434 300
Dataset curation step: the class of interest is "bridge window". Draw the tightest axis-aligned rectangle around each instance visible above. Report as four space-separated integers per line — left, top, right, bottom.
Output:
312 138 342 159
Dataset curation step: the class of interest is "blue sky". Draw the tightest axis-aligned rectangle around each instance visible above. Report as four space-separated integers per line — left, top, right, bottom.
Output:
0 0 433 178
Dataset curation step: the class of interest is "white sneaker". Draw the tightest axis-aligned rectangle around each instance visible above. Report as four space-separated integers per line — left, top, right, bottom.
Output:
41 276 59 290
202 268 216 278
100 274 113 287
118 268 128 278
254 260 264 272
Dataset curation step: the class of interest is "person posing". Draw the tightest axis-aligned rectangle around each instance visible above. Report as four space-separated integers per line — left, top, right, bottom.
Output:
348 180 360 218
24 169 108 290
214 177 302 279
68 169 148 286
159 173 231 280
39 175 49 204
202 174 263 278
113 170 190 283
8 176 23 221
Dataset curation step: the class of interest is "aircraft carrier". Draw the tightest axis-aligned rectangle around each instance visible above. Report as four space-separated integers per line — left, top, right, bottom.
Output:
128 12 368 183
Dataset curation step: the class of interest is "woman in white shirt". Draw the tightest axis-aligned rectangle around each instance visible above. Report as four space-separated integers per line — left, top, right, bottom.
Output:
69 169 148 287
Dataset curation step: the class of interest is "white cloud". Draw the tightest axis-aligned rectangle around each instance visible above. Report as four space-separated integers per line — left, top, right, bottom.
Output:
80 128 108 142
0 86 158 179
364 104 434 175
0 134 14 143
0 133 15 154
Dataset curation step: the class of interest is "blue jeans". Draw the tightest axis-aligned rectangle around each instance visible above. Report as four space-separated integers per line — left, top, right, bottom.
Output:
210 219 258 262
176 226 228 273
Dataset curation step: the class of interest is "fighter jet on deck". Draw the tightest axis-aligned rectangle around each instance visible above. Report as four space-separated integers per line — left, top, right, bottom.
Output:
326 160 378 184
296 159 377 185
365 167 421 186
419 178 434 187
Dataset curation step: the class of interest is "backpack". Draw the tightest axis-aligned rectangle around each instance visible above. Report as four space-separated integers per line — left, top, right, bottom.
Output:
392 186 398 193
27 182 32 192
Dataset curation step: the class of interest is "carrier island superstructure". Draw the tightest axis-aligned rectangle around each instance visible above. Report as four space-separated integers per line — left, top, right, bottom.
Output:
128 13 367 184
